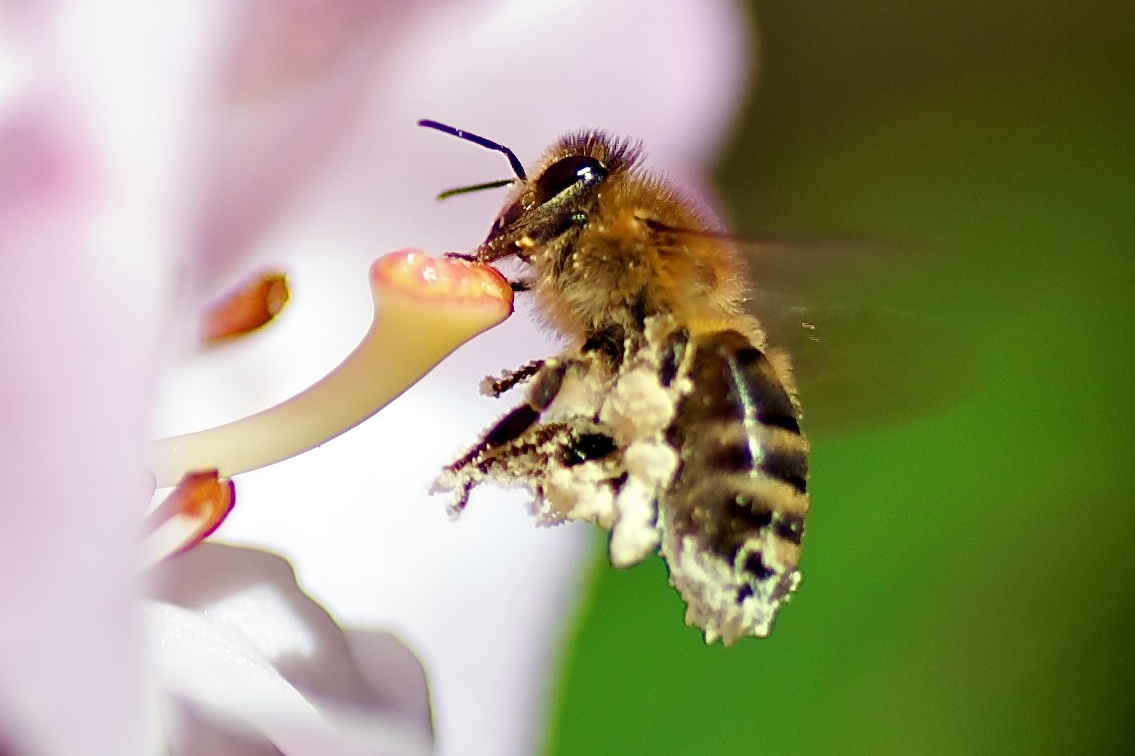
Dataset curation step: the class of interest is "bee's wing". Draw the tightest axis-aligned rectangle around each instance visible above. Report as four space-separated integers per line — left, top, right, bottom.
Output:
747 292 976 436
654 225 972 434
739 235 930 293
735 232 974 436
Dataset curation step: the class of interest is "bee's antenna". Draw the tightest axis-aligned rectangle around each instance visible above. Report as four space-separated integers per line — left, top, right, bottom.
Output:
418 119 528 182
436 178 517 201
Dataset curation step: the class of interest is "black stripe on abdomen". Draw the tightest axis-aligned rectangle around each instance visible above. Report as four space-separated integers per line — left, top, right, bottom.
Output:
758 442 808 493
664 329 810 561
732 345 800 433
687 422 808 494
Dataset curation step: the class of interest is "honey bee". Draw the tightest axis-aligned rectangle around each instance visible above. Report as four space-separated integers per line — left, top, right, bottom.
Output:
421 120 809 645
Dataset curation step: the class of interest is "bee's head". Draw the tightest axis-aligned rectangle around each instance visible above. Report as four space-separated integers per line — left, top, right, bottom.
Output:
483 132 642 266
481 149 608 260
418 120 640 265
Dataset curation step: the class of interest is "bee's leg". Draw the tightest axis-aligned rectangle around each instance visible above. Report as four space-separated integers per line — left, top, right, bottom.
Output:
439 360 575 511
466 422 621 524
441 251 478 262
469 422 573 480
439 420 576 518
556 431 618 467
454 360 570 468
480 359 545 397
438 420 621 521
439 251 529 290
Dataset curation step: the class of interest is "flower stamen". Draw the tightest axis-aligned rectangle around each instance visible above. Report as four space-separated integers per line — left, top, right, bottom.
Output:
141 470 235 567
202 271 291 345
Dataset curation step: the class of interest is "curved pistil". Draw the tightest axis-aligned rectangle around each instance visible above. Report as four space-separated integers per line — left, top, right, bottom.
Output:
149 250 513 488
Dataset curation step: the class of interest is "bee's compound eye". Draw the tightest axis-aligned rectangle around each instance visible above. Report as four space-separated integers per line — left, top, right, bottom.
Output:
533 155 607 206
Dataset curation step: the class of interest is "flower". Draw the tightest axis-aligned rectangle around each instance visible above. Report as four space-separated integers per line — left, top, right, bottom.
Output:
144 249 509 754
148 542 435 756
0 0 748 753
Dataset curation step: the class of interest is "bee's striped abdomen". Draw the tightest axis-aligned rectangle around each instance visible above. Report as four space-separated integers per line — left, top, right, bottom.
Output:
659 329 810 641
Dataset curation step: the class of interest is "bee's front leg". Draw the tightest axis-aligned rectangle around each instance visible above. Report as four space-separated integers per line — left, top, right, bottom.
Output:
480 359 545 397
441 251 478 262
440 252 530 292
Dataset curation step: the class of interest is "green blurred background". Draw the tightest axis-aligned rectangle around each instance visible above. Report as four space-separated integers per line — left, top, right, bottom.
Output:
549 1 1134 753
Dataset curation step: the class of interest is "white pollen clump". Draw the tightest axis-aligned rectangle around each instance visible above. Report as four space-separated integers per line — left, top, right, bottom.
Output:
607 441 675 568
600 366 675 442
658 510 801 646
540 462 616 529
548 366 607 419
608 476 659 568
624 440 679 485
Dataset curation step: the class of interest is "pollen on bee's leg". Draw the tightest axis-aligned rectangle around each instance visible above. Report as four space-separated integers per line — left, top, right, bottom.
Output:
141 470 235 568
446 481 473 521
149 249 513 488
202 271 290 345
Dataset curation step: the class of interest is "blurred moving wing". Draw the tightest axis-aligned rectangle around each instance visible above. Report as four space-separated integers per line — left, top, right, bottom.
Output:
751 297 976 435
739 237 976 436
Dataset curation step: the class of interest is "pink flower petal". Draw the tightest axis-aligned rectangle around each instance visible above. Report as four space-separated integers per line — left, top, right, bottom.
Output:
0 3 222 751
186 0 750 298
0 109 154 752
149 543 432 755
191 0 409 296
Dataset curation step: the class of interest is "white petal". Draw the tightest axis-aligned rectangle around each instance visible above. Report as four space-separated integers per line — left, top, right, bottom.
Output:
148 544 432 755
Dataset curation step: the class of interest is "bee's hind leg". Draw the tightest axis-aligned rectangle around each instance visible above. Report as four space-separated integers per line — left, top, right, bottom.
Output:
441 422 572 518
